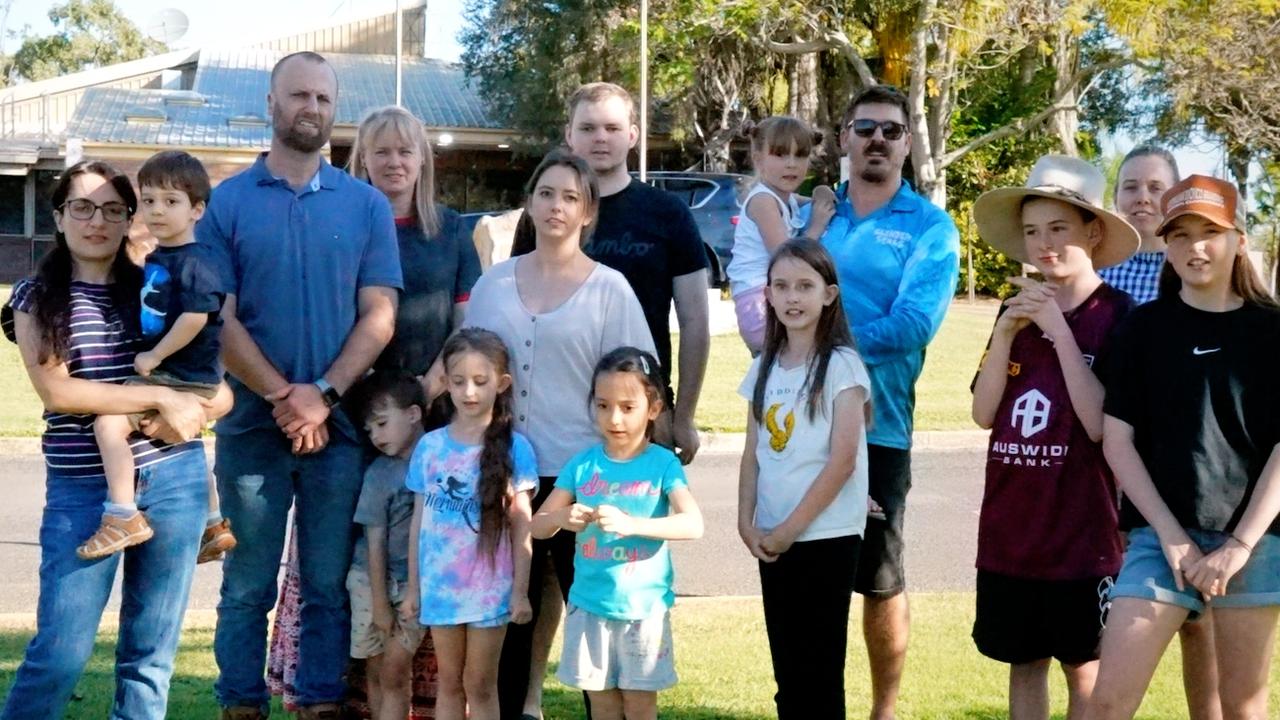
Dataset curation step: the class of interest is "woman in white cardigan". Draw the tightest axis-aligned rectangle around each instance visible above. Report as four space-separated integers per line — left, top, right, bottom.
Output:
464 148 656 720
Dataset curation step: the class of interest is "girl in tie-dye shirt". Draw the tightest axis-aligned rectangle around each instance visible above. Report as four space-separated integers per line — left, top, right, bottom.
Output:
404 329 537 720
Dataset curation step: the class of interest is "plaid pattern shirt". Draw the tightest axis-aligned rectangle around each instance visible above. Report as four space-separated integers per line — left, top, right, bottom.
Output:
1099 251 1165 305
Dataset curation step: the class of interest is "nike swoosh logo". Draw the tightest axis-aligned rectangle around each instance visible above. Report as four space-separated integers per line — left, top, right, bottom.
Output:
1192 347 1221 355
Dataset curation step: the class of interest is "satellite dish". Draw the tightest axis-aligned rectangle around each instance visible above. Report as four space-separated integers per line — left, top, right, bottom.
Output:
145 8 190 44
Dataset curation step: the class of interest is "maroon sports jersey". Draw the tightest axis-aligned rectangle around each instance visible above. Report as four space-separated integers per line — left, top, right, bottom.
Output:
976 283 1131 580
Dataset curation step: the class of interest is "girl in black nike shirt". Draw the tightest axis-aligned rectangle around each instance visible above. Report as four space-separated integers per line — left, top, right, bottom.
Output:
1087 175 1280 720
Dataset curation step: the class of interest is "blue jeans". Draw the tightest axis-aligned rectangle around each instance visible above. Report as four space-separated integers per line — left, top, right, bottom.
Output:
2 449 208 720
213 430 363 710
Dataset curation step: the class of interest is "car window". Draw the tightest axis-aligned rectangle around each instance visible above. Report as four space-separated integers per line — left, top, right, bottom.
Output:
659 178 719 209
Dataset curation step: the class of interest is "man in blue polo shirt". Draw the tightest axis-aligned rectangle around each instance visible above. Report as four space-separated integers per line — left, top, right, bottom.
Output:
812 84 959 720
199 51 401 720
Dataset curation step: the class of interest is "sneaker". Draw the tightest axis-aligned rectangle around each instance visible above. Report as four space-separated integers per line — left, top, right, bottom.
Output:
219 707 266 720
198 518 238 564
76 511 153 560
296 703 340 720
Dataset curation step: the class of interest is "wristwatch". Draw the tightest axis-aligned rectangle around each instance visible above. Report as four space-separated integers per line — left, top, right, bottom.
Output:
314 377 341 408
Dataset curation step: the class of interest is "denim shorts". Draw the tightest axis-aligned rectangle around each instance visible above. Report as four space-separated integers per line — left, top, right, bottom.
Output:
1111 526 1280 618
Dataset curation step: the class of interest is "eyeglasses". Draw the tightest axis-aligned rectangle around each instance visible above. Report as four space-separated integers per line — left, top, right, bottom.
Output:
59 199 131 223
849 119 907 141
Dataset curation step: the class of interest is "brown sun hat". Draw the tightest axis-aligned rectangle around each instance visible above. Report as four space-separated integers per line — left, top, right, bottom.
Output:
972 154 1140 269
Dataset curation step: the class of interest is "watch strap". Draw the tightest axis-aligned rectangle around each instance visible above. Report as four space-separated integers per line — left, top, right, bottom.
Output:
314 378 341 407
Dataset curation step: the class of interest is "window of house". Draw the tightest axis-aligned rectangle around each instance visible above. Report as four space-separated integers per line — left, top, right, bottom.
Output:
35 170 58 236
0 176 24 235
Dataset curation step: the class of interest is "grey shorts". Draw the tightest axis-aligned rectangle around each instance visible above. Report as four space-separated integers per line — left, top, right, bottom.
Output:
347 565 426 659
556 603 677 692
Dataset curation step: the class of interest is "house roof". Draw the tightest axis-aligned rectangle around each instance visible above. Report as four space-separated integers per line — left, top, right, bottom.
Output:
65 48 502 149
0 48 200 104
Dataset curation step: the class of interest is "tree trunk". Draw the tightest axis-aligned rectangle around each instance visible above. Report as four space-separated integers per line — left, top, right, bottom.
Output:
1049 25 1079 156
907 0 946 208
1228 146 1250 201
789 51 819 124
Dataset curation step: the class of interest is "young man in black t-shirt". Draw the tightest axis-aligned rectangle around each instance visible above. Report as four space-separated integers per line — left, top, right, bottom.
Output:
513 83 710 465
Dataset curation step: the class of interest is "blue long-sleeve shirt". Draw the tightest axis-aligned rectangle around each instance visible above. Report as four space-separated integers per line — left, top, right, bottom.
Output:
805 180 960 449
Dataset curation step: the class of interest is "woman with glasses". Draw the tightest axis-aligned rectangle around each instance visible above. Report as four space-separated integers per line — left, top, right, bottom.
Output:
1 161 232 720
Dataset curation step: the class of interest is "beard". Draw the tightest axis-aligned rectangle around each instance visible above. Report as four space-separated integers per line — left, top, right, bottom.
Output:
856 141 894 184
273 106 332 153
859 165 890 184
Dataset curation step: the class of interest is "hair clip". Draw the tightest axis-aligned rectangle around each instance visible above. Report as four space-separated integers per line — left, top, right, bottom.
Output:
639 355 651 375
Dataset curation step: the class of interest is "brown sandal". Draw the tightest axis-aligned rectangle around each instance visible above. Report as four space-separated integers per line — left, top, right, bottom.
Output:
197 518 238 564
76 511 154 560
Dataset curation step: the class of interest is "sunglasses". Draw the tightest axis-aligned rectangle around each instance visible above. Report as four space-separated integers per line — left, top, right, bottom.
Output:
59 199 131 224
849 119 907 141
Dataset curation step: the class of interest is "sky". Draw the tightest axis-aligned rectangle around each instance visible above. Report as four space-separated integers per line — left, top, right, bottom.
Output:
3 0 1226 180
2 0 467 60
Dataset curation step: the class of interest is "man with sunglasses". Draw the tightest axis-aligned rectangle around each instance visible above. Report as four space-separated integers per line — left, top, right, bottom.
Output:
809 84 959 720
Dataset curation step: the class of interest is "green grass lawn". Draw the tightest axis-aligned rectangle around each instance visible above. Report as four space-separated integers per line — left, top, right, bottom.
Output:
678 300 996 433
0 291 992 437
3 594 1274 718
0 287 43 436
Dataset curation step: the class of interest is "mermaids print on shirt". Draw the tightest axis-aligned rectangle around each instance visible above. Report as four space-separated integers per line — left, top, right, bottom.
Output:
405 428 537 626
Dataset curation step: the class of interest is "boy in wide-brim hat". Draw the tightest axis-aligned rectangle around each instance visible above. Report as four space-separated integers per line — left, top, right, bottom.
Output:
968 154 1139 720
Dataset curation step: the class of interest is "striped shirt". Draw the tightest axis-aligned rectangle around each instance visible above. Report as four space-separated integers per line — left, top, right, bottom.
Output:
2 278 200 477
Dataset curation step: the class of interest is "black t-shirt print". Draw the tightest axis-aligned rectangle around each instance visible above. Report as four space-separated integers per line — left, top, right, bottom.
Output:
140 243 224 385
511 179 709 390
1105 295 1280 536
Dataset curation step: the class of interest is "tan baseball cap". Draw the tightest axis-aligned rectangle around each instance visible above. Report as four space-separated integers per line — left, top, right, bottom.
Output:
1156 175 1246 237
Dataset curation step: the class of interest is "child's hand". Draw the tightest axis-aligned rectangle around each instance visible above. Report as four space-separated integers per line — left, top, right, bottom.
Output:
372 598 395 636
594 504 635 536
867 496 886 522
562 503 596 532
398 593 420 626
805 184 836 239
760 527 798 557
1154 527 1203 592
510 593 533 624
1004 277 1068 341
1185 540 1251 598
134 351 160 377
738 523 778 563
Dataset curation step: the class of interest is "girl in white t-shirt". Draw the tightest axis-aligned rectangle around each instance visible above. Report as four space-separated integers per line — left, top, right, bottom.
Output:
736 238 872 719
727 116 836 354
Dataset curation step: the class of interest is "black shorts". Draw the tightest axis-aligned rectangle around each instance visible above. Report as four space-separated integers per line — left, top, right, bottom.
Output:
972 570 1113 665
854 445 911 598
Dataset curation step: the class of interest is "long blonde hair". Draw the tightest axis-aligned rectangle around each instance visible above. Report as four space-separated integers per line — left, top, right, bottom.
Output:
349 105 440 237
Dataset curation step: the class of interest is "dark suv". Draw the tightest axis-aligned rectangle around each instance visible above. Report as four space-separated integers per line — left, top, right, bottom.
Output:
634 171 751 289
462 171 751 289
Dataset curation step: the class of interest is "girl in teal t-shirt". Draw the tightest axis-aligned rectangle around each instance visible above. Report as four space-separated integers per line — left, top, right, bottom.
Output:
533 347 703 719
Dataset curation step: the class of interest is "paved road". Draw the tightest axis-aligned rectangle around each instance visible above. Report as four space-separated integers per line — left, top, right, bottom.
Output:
0 446 986 614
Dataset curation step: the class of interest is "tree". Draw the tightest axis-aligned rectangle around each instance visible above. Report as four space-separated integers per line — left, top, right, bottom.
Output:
6 0 166 85
1088 0 1280 198
461 0 784 168
768 0 1137 206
